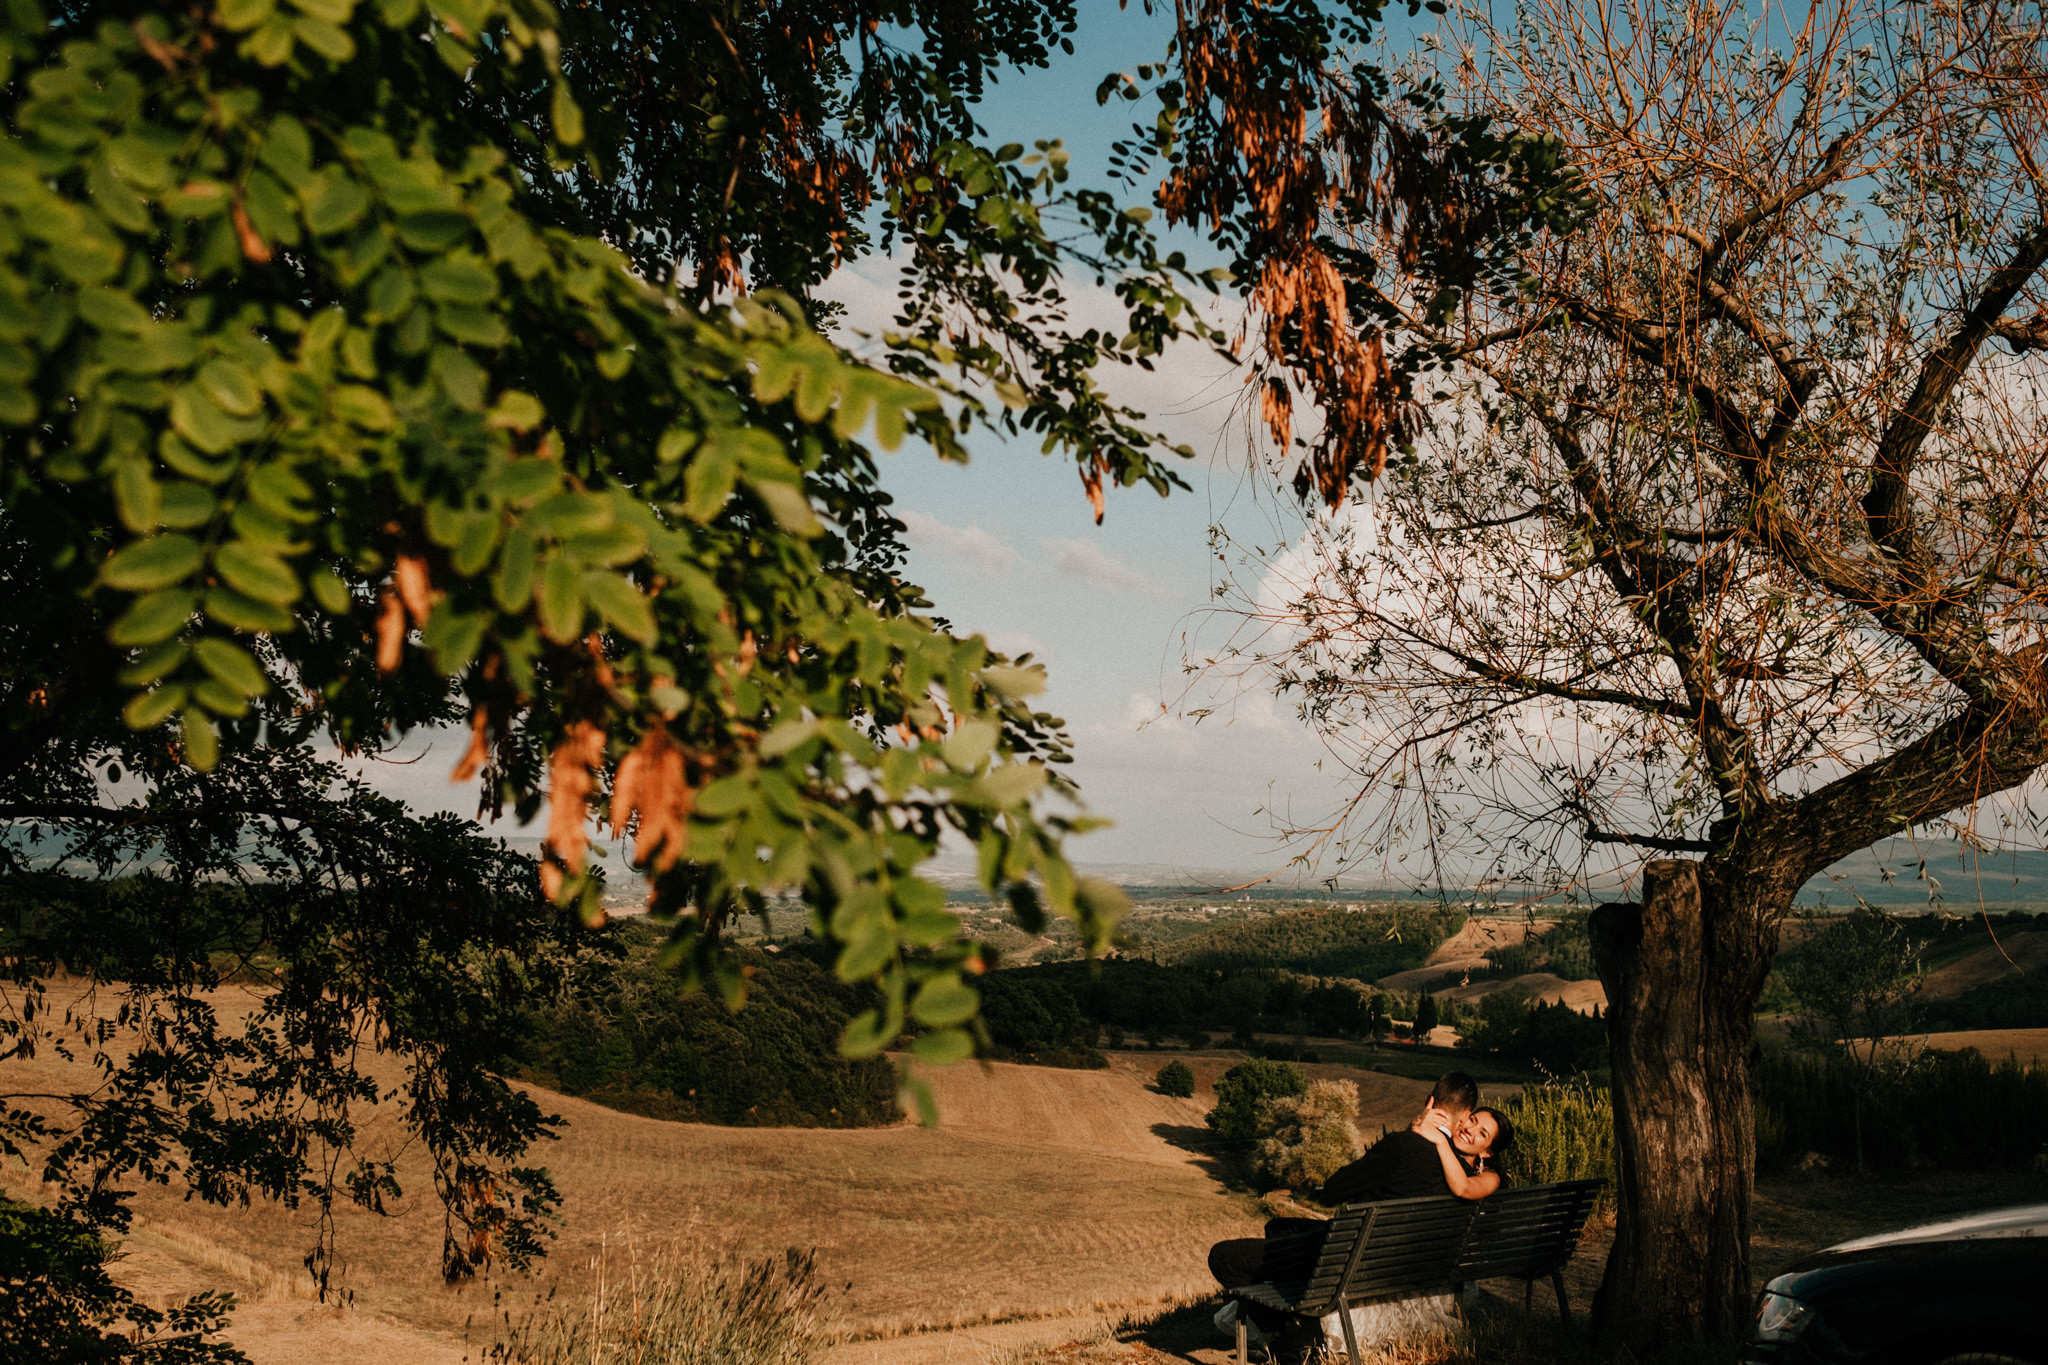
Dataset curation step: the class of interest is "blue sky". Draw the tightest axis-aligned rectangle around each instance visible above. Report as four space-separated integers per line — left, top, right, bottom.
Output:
324 4 2048 899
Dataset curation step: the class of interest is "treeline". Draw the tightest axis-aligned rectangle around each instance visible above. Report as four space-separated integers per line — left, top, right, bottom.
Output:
1456 991 1608 1074
1756 1046 2048 1172
1479 914 1597 981
1152 904 1466 978
501 924 899 1127
976 957 1413 1063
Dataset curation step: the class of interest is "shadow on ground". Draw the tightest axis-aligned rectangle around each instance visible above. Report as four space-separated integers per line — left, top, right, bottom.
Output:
1151 1123 1250 1190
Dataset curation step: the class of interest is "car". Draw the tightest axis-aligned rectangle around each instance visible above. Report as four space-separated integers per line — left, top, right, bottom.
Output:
1743 1202 2048 1365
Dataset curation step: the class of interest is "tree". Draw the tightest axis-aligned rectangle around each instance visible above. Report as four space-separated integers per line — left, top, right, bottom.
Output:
1154 1058 1196 1097
0 0 1562 1334
1781 909 1923 1172
1211 0 2048 1345
0 0 1217 1325
1412 990 1440 1039
1204 1057 1307 1143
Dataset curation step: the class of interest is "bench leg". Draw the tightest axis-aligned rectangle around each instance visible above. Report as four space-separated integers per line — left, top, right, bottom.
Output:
1551 1269 1570 1327
1235 1310 1247 1365
1337 1299 1364 1365
1524 1278 1533 1311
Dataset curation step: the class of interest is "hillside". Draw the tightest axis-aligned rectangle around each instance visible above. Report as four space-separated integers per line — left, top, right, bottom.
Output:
6 977 1452 1364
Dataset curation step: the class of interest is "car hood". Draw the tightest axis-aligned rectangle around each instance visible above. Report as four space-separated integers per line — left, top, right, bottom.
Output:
1822 1202 2048 1253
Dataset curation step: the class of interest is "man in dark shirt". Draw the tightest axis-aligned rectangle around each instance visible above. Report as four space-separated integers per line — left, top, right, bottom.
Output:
1207 1071 1481 1294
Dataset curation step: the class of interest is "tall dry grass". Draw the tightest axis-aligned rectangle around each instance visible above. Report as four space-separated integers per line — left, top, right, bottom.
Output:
478 1237 829 1365
1499 1076 1614 1209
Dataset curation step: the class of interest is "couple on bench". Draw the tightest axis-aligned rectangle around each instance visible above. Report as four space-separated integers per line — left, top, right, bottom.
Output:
1208 1072 1514 1318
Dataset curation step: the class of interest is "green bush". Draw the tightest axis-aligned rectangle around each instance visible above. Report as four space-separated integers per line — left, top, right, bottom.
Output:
1206 1059 1309 1142
1500 1076 1615 1210
1155 1059 1196 1097
486 1241 826 1365
1255 1079 1363 1188
977 970 1105 1067
0 1198 246 1362
1756 1046 2048 1173
505 929 898 1127
1459 991 1607 1073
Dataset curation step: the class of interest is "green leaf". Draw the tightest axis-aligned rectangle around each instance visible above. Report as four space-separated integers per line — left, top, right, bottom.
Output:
309 565 351 614
551 82 584 147
203 587 295 634
170 385 262 455
911 1028 973 1065
910 977 979 1027
840 1009 893 1060
198 358 264 418
157 481 218 529
981 664 1047 698
110 458 161 533
244 14 296 65
292 14 355 61
122 683 187 730
684 435 741 521
941 718 999 772
536 556 582 641
582 571 655 643
118 640 185 688
747 478 821 536
192 636 270 697
422 604 487 674
191 678 251 717
494 529 536 611
219 0 277 29
109 589 195 646
693 776 750 818
181 710 219 771
300 167 369 235
418 252 496 306
101 534 202 591
835 917 896 982
246 464 312 518
971 762 1047 808
215 541 301 605
331 384 395 430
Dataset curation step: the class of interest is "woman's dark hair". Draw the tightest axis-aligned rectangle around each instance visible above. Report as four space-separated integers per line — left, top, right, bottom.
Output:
1474 1105 1515 1160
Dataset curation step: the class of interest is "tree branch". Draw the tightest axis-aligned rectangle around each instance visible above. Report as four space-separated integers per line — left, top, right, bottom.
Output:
1583 824 1715 854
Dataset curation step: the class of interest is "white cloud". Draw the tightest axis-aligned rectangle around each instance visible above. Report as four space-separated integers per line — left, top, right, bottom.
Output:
896 507 1025 580
1043 536 1174 599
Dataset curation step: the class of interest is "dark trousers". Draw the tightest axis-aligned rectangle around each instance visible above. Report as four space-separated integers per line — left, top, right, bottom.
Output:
1208 1217 1329 1290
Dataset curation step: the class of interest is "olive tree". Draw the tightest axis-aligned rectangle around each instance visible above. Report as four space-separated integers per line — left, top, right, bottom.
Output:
1211 0 2048 1345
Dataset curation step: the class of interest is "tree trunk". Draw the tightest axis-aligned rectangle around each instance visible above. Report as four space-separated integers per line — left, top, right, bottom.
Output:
1590 858 1769 1348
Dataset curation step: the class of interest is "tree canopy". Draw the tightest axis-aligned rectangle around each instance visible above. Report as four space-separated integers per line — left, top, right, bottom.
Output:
0 0 1571 1348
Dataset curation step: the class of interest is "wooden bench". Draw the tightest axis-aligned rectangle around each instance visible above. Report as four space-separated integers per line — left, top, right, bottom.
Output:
1228 1179 1605 1363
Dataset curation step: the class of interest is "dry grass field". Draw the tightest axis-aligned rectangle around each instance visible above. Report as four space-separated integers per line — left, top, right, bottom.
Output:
1919 928 2048 996
3 977 1455 1364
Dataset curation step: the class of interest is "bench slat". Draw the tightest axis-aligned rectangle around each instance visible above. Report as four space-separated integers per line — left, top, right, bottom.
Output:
1228 1179 1605 1328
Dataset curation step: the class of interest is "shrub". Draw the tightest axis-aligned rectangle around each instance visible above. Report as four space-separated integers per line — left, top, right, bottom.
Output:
1255 1080 1363 1188
1205 1059 1309 1142
0 1198 246 1362
505 930 899 1127
1500 1075 1615 1210
486 1240 827 1365
1755 1046 2048 1173
1156 1060 1197 1097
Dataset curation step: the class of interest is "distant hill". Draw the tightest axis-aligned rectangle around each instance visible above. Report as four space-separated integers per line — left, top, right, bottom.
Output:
1800 841 2048 909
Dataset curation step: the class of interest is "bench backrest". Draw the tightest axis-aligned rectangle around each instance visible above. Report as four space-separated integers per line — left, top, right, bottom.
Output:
1290 1179 1605 1314
1454 1179 1605 1283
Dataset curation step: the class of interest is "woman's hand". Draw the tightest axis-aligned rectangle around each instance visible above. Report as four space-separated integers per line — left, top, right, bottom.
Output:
1409 1105 1454 1147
